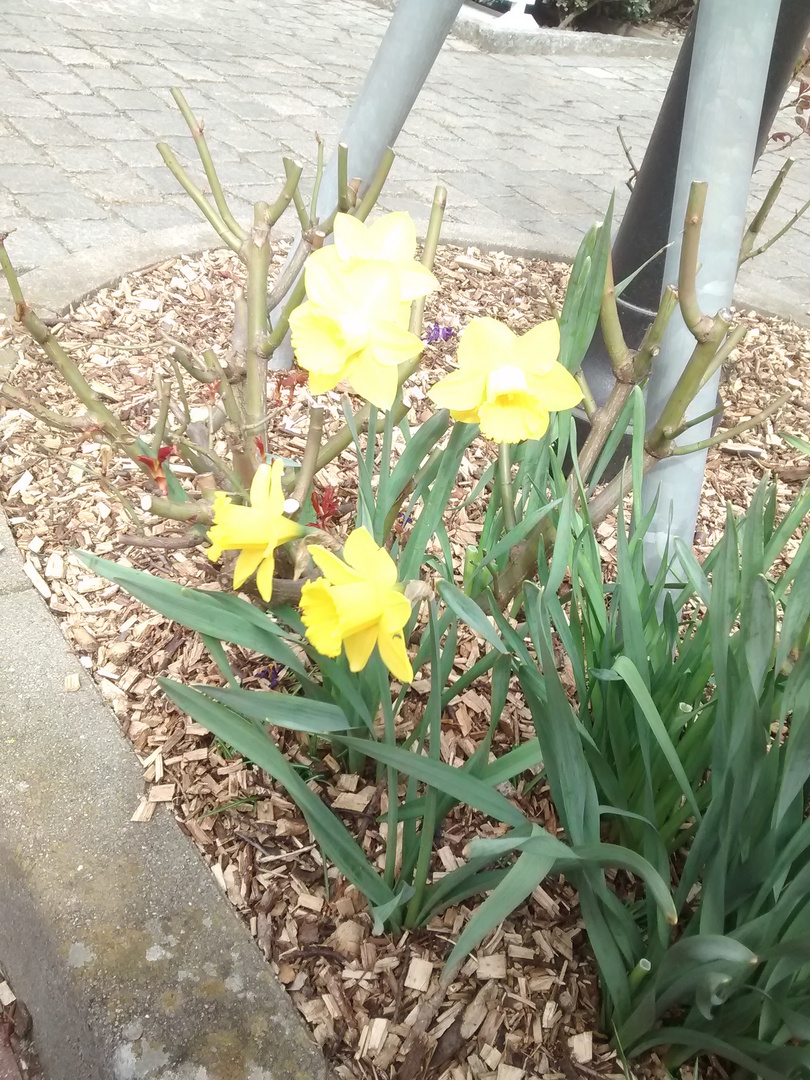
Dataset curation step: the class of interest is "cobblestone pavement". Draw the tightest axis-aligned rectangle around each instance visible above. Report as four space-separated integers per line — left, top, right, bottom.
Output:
0 0 807 317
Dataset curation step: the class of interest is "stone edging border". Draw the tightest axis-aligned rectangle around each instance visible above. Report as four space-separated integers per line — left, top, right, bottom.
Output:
0 328 328 1080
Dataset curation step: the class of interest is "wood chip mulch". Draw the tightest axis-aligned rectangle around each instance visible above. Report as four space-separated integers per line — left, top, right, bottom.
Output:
0 241 808 1080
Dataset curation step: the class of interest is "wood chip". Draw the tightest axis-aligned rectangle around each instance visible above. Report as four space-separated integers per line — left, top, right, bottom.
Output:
148 784 176 802
130 797 157 822
477 954 507 980
569 1031 594 1064
23 559 50 598
404 957 434 992
0 981 16 1006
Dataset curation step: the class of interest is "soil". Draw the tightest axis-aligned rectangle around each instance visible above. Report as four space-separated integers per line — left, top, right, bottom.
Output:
0 242 808 1080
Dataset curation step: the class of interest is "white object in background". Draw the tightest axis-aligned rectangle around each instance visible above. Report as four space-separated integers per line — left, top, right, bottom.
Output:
499 1 537 28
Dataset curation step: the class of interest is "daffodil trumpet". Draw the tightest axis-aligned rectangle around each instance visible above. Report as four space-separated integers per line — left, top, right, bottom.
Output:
428 316 583 444
300 527 414 683
206 458 303 603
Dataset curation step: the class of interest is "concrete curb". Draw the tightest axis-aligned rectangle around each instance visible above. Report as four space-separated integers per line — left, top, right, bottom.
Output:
6 214 806 332
363 0 682 58
0 513 330 1080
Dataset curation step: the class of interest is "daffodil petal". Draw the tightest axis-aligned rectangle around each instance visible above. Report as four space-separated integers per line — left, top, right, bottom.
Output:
255 552 276 601
343 527 398 587
248 462 272 510
300 579 342 657
232 546 265 589
303 257 353 311
208 504 275 550
368 320 424 367
309 545 363 587
366 211 416 262
528 363 584 411
512 319 561 376
345 350 400 411
267 458 287 518
306 244 342 272
377 630 414 683
330 582 384 635
381 590 412 634
428 368 487 412
289 302 347 376
333 213 371 261
348 262 403 323
343 623 379 672
477 396 550 444
397 262 440 302
457 317 516 373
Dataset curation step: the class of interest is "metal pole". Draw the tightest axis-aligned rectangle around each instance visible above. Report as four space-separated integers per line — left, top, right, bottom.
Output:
580 0 810 409
640 0 782 578
270 0 463 369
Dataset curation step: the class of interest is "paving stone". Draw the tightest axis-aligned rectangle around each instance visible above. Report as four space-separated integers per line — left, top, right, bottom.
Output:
0 164 79 193
79 171 164 204
3 94 61 118
43 144 122 173
1 221 69 271
15 70 91 94
69 113 152 141
42 92 118 114
108 139 166 168
8 116 94 146
46 46 111 67
73 66 141 89
97 86 169 111
0 36 39 53
0 51 64 73
15 191 109 220
0 136 49 165
46 216 141 252
117 202 201 230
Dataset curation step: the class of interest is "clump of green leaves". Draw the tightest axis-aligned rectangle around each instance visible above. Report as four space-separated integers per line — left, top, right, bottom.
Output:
468 474 810 1078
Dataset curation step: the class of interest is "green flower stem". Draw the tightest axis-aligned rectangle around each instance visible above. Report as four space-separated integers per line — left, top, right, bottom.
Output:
600 251 633 378
380 671 399 892
170 87 246 242
310 135 324 224
291 406 324 507
142 496 213 524
0 381 94 432
315 398 409 473
168 343 219 384
646 314 730 453
695 323 748 394
355 147 396 223
745 192 810 262
498 442 517 533
575 370 597 420
150 372 171 457
669 390 792 456
1 240 144 459
739 155 792 265
169 359 192 429
204 349 244 431
678 181 714 341
633 285 678 380
336 142 350 213
245 203 272 459
409 185 447 336
628 958 652 991
270 157 305 227
266 238 311 312
157 142 242 254
0 232 24 305
263 277 307 368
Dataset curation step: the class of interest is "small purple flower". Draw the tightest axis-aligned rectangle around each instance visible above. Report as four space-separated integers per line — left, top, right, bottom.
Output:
424 324 456 344
255 663 283 688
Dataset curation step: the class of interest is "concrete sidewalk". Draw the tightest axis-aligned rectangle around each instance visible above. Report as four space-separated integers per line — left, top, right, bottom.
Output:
0 0 807 320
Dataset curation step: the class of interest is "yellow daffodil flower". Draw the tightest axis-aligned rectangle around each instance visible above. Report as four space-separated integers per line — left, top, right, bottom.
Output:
427 316 583 443
206 459 301 602
300 528 414 683
309 211 439 302
289 258 424 410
